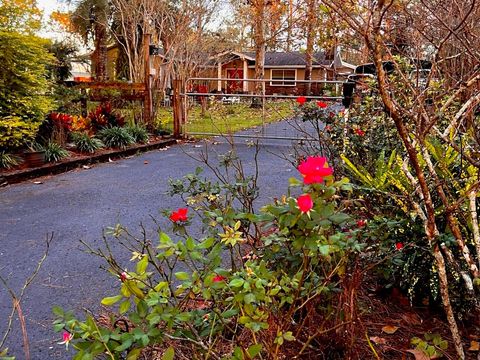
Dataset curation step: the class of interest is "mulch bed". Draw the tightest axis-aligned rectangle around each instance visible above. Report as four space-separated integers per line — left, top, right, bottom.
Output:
0 136 177 186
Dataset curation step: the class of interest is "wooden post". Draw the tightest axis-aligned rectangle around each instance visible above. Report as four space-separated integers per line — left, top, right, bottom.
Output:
172 79 183 138
143 33 153 127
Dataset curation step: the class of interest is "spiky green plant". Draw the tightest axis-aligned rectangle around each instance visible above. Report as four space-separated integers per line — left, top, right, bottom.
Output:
71 132 104 153
0 151 21 169
97 127 134 149
125 125 149 144
43 142 69 162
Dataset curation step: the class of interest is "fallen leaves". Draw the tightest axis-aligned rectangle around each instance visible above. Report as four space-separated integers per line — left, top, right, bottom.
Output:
406 349 430 360
382 325 399 334
469 340 479 352
369 336 387 345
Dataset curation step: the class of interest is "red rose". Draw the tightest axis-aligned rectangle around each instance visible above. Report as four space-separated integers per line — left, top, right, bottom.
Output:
297 194 313 213
213 275 226 282
170 208 188 222
355 128 365 136
395 242 404 250
356 219 367 227
296 96 307 105
298 156 333 184
317 101 327 108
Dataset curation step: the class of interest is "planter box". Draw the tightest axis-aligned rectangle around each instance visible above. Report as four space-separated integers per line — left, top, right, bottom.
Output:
23 150 46 168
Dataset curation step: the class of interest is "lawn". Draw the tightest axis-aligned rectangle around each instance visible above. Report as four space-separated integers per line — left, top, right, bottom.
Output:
155 100 295 136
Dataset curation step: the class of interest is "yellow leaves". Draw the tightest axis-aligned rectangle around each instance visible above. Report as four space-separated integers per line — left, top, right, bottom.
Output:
219 221 245 246
50 11 73 31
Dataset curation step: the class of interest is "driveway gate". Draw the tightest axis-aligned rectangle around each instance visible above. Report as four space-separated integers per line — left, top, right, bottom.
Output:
181 78 346 142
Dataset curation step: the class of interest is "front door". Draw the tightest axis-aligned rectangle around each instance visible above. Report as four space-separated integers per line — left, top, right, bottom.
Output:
226 69 244 93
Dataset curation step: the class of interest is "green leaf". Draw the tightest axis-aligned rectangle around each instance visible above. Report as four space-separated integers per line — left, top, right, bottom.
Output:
53 323 65 332
244 293 256 304
222 309 238 318
136 255 148 274
174 272 189 281
159 232 171 245
186 237 195 251
329 213 350 224
137 300 148 318
126 348 142 360
161 346 175 360
233 347 244 360
198 237 214 249
52 305 64 317
246 344 262 359
114 338 133 352
229 278 245 288
119 299 131 313
101 295 123 306
289 177 301 186
283 331 295 341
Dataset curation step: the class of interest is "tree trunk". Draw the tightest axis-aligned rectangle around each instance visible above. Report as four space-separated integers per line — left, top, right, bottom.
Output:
304 0 316 96
253 0 266 98
94 22 107 81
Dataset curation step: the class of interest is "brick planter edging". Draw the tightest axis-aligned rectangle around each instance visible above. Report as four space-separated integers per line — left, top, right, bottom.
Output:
0 138 177 186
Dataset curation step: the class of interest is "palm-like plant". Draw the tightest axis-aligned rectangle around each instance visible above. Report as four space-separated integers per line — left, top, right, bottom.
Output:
70 0 110 80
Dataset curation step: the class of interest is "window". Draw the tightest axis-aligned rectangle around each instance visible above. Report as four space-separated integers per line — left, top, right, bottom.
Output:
270 69 296 86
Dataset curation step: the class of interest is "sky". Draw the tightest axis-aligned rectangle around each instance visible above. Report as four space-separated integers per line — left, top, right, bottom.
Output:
36 0 70 39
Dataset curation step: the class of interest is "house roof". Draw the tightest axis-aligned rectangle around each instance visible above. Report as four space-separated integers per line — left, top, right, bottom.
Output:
242 51 330 67
214 51 331 67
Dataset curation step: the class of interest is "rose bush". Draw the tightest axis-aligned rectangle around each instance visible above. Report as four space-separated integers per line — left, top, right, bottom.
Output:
53 157 370 359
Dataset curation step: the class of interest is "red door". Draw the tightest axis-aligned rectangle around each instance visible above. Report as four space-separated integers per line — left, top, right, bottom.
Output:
226 69 244 93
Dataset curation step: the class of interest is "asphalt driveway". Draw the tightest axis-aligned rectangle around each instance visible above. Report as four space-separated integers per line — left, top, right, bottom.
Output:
0 137 300 359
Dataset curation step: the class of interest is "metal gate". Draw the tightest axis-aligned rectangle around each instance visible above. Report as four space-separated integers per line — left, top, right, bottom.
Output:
181 78 345 142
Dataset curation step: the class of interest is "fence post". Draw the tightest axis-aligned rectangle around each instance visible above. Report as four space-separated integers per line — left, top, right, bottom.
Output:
172 79 184 138
143 33 153 127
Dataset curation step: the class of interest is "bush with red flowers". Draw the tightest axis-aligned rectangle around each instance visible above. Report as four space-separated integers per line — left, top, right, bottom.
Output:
53 157 372 359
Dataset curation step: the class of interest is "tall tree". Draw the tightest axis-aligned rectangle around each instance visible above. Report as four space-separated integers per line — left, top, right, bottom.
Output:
303 0 317 95
71 0 110 80
0 0 42 33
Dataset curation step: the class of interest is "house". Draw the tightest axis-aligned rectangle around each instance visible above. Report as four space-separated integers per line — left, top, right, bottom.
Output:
201 48 356 96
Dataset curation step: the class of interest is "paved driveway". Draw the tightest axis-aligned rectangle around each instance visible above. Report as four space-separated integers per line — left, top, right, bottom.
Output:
0 138 300 359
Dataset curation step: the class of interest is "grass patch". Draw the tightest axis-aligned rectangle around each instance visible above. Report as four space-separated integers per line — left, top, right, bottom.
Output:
155 100 295 136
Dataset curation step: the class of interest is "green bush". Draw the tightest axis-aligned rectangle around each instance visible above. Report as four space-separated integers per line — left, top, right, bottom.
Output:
43 142 69 162
125 125 149 144
97 127 134 149
0 31 54 150
71 132 104 153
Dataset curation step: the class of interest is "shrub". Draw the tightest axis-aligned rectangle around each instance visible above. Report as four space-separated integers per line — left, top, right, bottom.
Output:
0 151 21 169
125 124 149 143
0 116 40 151
43 142 69 162
97 127 134 149
88 103 125 131
71 132 104 153
0 31 54 150
53 157 369 359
